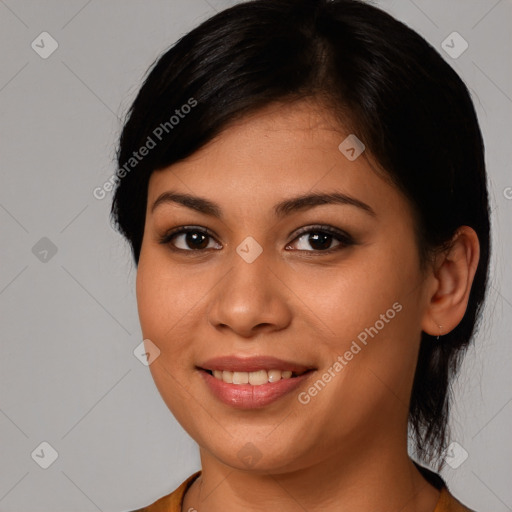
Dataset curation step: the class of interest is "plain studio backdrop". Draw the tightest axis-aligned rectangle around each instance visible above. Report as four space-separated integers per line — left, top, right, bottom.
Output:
0 1 511 511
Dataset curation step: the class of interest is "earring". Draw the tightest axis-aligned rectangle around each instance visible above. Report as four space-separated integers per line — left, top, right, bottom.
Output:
436 325 442 340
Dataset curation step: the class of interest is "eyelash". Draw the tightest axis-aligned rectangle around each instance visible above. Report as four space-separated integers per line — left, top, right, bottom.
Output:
158 224 355 255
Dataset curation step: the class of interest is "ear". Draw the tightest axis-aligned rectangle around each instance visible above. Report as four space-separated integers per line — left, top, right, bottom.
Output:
421 226 480 337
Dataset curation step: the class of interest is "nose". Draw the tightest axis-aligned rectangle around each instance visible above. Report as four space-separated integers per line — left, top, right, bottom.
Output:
207 248 292 338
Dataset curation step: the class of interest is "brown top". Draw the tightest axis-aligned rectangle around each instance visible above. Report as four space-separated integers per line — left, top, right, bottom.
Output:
132 468 476 512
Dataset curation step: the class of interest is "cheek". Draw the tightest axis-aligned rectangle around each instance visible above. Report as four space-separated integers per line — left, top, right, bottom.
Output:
136 262 168 338
292 256 414 347
135 250 218 381
298 240 422 391
135 255 203 422
136 251 200 336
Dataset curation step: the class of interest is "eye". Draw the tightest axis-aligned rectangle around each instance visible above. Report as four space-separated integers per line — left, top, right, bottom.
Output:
159 226 221 252
159 224 354 254
286 225 354 253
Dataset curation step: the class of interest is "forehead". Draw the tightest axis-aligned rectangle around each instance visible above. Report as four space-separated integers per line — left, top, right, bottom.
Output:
147 100 398 216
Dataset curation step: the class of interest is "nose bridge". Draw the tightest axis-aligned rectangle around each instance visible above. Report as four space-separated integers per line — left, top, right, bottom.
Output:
207 238 291 335
227 238 273 304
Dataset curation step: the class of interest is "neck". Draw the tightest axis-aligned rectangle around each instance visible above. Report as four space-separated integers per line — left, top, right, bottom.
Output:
182 436 441 512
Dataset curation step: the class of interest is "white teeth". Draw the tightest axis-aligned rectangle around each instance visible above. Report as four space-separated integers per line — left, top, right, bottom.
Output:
248 369 267 385
232 371 249 384
210 369 295 385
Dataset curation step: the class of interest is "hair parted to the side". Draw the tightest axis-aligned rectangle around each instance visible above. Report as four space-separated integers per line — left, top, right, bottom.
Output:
110 0 490 470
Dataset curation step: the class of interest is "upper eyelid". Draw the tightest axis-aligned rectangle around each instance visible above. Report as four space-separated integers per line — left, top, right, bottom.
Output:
164 225 346 240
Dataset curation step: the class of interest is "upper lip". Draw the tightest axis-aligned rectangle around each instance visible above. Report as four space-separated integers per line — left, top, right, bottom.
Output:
198 355 315 374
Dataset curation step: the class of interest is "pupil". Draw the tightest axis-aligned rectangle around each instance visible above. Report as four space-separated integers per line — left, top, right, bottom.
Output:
187 232 208 249
309 232 332 250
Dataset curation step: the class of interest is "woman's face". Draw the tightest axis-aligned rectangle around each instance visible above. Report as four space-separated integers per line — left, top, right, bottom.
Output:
136 100 434 473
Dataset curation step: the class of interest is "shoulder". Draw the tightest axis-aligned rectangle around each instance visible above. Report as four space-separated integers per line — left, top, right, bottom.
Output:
129 466 479 512
413 461 477 512
436 487 477 512
129 471 202 512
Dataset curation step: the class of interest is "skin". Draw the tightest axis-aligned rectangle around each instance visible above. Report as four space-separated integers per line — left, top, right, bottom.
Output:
135 99 480 512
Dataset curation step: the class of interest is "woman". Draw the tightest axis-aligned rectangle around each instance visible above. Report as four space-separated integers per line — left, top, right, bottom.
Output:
111 0 490 510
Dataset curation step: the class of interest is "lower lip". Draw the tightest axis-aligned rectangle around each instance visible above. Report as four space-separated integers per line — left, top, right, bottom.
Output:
199 369 314 409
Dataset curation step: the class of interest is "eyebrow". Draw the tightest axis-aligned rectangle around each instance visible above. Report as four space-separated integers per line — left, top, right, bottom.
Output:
151 190 376 218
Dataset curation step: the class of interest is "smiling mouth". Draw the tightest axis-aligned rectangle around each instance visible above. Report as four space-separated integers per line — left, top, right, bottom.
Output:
201 368 312 385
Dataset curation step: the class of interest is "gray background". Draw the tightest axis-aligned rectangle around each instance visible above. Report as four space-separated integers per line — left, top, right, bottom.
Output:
0 0 511 511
